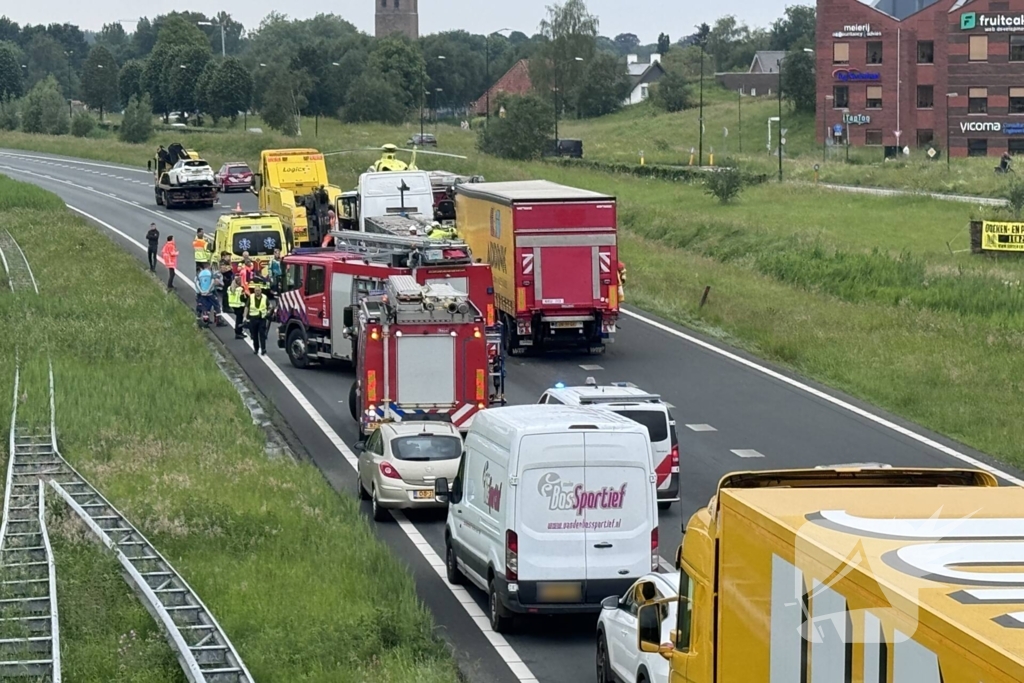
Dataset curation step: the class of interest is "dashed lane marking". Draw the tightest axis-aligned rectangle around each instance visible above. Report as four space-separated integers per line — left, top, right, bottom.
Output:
686 424 717 432
578 364 603 371
731 449 765 459
619 308 1024 486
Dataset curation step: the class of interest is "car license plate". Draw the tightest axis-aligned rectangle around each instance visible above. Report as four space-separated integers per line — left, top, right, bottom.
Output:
413 490 435 500
537 581 581 602
550 321 582 329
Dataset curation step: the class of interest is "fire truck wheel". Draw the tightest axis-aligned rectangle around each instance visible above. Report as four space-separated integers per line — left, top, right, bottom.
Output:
285 328 310 369
348 382 359 421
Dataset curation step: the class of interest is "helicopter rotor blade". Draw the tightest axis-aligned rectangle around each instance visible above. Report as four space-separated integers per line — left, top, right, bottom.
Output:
322 148 383 157
396 147 468 159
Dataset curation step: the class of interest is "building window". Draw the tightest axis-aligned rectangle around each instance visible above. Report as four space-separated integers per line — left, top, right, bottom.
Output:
865 129 883 146
970 35 988 62
1012 36 1024 62
866 41 883 64
833 86 849 109
833 42 849 65
866 86 882 109
968 138 988 157
640 85 649 100
1009 139 1024 155
969 87 988 114
916 130 934 148
917 41 934 64
917 85 934 109
1011 88 1024 114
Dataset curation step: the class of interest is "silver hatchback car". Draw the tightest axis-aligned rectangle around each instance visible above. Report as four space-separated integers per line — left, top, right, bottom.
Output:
356 421 463 521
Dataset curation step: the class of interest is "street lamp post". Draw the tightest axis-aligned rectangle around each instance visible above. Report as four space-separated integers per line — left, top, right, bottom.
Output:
777 56 783 182
485 28 512 126
197 20 226 58
946 92 958 172
699 41 705 167
64 50 73 118
738 89 742 154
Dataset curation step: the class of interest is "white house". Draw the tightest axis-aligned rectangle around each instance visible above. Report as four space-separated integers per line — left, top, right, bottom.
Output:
624 53 666 106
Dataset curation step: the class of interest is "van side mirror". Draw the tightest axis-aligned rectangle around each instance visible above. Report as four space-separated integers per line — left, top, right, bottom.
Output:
637 599 676 661
434 478 450 503
354 440 367 452
449 476 463 505
600 595 618 610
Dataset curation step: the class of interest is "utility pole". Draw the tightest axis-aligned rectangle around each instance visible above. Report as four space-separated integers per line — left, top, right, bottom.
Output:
699 41 705 167
197 20 226 58
777 55 783 182
738 89 742 154
64 51 73 118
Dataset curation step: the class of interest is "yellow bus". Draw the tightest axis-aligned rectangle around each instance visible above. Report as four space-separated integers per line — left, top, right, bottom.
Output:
638 466 1024 683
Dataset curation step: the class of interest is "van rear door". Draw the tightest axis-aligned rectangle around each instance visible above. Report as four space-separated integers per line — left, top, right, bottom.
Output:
582 431 653 601
515 433 587 595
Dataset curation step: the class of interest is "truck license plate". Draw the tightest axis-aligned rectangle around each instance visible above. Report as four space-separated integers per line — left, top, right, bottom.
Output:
550 321 583 329
537 582 581 602
413 490 435 500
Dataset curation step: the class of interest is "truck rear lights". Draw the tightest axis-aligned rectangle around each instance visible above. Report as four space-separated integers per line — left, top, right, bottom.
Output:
473 327 482 339
506 530 519 581
379 461 402 480
370 328 380 340
651 528 659 572
671 444 680 474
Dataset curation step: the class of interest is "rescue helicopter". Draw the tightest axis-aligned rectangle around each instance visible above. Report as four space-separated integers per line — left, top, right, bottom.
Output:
324 144 466 172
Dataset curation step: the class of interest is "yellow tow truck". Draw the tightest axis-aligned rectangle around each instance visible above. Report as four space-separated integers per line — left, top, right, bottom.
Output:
252 148 342 248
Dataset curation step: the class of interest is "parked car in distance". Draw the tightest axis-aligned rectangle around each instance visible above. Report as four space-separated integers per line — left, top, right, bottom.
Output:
356 420 464 522
215 162 253 192
166 158 214 186
408 133 438 147
596 572 680 683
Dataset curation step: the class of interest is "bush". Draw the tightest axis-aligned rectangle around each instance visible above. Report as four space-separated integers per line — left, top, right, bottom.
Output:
118 94 153 144
0 96 17 131
477 93 553 161
651 71 691 113
21 76 69 135
1005 177 1024 219
545 158 768 186
70 112 96 138
703 167 745 203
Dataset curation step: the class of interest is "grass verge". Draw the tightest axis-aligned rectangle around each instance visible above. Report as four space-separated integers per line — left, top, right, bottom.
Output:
0 175 460 682
4 127 1024 473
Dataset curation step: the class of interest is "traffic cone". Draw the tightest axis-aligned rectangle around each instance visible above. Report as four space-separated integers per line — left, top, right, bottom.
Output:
234 202 242 212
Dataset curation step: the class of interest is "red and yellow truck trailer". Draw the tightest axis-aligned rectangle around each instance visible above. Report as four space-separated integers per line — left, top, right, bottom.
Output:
637 466 1024 683
455 180 618 356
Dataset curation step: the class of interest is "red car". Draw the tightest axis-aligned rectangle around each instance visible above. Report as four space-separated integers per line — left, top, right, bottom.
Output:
215 162 253 192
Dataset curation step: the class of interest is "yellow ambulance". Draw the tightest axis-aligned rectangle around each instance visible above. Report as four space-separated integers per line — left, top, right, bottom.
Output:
638 466 1024 683
212 210 288 277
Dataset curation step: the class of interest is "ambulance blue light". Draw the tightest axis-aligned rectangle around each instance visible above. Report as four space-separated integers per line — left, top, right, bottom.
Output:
554 382 565 389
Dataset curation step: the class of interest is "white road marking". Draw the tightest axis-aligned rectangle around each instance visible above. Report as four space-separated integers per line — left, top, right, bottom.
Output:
658 557 675 573
620 308 1024 486
0 151 150 175
579 364 603 371
686 424 717 432
64 203 541 683
731 449 765 459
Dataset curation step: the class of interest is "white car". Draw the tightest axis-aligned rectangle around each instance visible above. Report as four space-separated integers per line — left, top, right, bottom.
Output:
356 420 463 522
166 158 215 186
596 572 679 683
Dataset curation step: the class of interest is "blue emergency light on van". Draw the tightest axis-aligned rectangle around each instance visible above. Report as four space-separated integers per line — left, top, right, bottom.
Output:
554 382 565 389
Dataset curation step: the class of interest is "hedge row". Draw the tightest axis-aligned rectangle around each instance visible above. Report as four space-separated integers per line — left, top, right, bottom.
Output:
541 157 769 186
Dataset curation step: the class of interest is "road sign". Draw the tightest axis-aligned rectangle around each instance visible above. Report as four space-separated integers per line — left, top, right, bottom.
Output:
895 130 902 139
833 124 844 135
927 147 937 158
781 128 788 136
780 137 787 145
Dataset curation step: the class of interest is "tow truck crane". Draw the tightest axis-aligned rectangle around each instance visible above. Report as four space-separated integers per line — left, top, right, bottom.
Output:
277 230 506 406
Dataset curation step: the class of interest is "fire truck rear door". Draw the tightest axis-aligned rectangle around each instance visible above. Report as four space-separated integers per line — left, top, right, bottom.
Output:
330 273 354 361
396 335 456 406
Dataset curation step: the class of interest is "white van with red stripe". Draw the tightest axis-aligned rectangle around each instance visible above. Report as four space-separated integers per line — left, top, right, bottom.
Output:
434 405 659 633
538 379 680 510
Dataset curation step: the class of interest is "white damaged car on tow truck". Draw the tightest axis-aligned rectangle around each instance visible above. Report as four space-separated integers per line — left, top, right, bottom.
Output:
166 158 215 187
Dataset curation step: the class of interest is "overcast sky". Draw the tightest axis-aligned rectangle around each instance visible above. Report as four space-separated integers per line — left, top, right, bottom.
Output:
4 0 809 43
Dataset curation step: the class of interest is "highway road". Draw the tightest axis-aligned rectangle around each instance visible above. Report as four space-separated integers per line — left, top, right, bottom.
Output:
2 148 1022 683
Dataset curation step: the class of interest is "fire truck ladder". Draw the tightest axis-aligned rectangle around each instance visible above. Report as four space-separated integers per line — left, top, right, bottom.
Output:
2 366 61 681
328 230 474 265
0 230 39 294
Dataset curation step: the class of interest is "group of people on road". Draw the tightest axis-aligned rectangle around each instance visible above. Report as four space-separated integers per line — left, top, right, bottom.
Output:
145 223 280 356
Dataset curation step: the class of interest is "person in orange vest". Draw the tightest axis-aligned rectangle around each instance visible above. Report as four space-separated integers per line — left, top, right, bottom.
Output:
237 253 255 294
160 236 178 291
617 260 626 303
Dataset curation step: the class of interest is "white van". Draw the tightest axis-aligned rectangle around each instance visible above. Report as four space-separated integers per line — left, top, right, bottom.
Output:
434 405 659 633
539 380 680 510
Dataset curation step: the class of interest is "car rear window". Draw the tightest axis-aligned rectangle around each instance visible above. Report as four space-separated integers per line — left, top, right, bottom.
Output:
616 410 669 443
228 166 250 174
391 435 462 461
184 160 207 167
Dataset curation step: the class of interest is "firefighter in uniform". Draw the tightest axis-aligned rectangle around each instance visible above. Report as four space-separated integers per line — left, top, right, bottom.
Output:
192 229 210 275
226 277 247 339
245 282 269 356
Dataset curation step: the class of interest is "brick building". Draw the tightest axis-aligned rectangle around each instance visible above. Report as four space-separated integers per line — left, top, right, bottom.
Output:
815 0 1024 156
471 60 533 116
376 0 419 40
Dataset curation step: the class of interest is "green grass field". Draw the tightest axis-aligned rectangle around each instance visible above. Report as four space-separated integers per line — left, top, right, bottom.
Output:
0 174 460 682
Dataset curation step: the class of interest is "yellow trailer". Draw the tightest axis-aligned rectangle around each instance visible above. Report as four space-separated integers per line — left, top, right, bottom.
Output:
639 466 1024 683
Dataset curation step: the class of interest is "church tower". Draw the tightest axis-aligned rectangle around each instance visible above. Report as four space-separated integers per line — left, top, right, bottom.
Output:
375 0 419 40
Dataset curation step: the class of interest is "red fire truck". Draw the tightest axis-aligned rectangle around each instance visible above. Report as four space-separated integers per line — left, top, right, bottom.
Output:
349 275 492 434
276 232 506 409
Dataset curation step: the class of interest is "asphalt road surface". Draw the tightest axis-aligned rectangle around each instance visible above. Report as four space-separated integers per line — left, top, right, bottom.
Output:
2 149 1021 683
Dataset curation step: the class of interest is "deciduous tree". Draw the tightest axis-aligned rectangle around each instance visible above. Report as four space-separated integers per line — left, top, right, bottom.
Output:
477 93 552 160
0 41 23 100
781 49 815 113
81 45 119 120
118 60 144 109
207 57 253 123
21 75 69 135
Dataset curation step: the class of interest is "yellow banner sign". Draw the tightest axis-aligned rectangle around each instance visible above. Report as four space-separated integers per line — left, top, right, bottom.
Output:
982 221 1024 251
